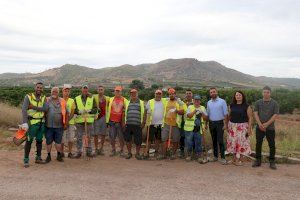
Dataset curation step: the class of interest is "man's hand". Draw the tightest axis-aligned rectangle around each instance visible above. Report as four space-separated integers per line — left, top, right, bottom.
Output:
247 127 253 136
141 122 146 129
20 123 29 131
78 110 84 114
28 104 33 109
258 123 266 132
222 125 228 131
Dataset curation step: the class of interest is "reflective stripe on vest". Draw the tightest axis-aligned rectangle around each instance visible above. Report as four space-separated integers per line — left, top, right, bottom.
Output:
27 93 46 125
66 98 75 125
184 105 206 134
75 95 94 123
106 96 128 123
124 99 144 124
148 98 167 126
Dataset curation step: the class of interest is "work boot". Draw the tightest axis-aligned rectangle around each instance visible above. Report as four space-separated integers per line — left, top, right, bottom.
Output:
185 156 192 162
57 152 64 162
270 162 277 170
125 152 132 159
252 160 261 168
45 154 51 163
35 156 46 164
109 150 117 157
135 153 142 160
24 158 29 168
72 153 82 159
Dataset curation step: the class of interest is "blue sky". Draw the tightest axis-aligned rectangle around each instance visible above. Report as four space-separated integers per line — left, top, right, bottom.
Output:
0 0 299 78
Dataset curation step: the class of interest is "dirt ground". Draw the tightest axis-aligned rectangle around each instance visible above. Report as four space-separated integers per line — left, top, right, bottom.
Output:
0 149 299 200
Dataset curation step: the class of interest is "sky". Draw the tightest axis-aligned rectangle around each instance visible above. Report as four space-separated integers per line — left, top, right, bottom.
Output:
0 0 299 78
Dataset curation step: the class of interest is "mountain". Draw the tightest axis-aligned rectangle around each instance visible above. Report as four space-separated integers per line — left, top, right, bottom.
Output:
0 58 299 89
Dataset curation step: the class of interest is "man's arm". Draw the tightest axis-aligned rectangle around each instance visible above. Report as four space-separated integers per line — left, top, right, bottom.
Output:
247 106 253 135
142 104 147 128
222 100 229 130
22 96 30 124
90 97 98 114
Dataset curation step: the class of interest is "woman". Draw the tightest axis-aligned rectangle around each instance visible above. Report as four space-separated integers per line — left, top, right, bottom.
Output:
227 91 253 166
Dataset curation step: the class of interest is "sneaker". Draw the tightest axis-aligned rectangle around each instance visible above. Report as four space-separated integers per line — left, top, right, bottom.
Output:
119 150 125 157
198 157 208 164
109 150 117 157
156 155 166 160
252 160 261 168
35 157 46 164
45 155 51 163
71 153 82 159
185 156 192 162
270 162 277 170
135 153 142 160
125 153 132 159
220 158 228 165
67 153 74 158
57 153 64 162
212 157 218 162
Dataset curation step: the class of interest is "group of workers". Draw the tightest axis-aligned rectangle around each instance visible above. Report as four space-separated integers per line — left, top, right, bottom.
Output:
20 83 279 170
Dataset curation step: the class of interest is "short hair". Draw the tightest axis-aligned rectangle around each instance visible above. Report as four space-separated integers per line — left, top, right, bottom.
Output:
263 86 272 92
36 82 43 86
186 89 192 92
51 87 60 93
98 85 104 88
209 87 217 91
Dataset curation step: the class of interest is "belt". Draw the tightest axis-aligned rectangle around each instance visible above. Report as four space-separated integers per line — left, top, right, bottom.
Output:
209 120 223 123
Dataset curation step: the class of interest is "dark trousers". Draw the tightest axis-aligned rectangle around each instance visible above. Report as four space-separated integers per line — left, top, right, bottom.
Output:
179 128 185 153
209 121 225 159
255 127 276 162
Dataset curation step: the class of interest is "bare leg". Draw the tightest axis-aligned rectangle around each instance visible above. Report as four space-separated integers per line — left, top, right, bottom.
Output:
172 142 178 155
100 135 105 150
68 142 73 153
94 135 99 150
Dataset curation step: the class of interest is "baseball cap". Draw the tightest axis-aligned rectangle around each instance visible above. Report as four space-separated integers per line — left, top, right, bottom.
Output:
82 85 89 89
155 89 162 94
194 95 201 100
114 86 122 91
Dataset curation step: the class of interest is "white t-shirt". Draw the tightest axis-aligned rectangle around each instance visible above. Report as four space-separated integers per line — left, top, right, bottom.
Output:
146 100 164 125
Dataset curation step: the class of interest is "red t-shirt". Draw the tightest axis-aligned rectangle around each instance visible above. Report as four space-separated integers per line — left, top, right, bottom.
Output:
98 98 106 118
109 97 124 123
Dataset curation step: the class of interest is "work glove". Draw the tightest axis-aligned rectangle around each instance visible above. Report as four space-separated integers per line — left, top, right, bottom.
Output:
20 123 29 131
85 109 91 113
177 98 184 106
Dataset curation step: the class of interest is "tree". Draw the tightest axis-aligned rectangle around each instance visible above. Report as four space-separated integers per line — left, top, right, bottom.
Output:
129 79 145 90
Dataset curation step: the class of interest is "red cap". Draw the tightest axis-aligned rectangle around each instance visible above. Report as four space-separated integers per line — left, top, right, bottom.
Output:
114 86 122 91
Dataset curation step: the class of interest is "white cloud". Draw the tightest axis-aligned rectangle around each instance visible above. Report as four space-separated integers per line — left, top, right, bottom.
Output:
0 0 299 77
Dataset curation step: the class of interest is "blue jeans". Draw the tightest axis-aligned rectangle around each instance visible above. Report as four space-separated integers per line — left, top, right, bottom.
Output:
185 131 202 155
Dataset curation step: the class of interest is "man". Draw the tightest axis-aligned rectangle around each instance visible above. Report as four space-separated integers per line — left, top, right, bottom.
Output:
184 95 208 163
253 86 279 170
206 87 229 165
158 88 184 160
145 89 167 159
106 86 128 157
93 85 110 155
179 89 193 158
21 82 47 168
73 85 98 158
124 89 146 160
61 86 76 158
30 87 68 163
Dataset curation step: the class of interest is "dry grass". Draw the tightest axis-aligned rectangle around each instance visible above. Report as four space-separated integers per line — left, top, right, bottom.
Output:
0 102 22 127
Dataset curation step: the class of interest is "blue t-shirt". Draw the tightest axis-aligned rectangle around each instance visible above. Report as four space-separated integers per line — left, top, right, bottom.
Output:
207 97 228 121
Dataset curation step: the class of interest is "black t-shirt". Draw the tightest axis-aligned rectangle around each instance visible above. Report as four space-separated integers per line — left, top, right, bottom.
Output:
229 103 249 123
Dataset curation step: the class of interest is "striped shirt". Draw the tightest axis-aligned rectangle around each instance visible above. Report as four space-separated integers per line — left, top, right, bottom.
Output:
126 99 142 125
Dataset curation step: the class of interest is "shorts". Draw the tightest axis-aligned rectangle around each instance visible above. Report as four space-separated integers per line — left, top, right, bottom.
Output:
108 121 124 143
62 125 76 143
124 124 142 146
149 125 162 142
45 127 63 145
76 123 94 136
93 116 107 136
161 124 180 143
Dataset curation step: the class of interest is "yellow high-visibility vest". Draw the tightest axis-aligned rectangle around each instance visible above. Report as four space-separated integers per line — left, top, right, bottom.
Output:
27 93 46 125
66 98 76 125
93 94 110 120
147 98 167 126
75 95 94 123
184 105 206 134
